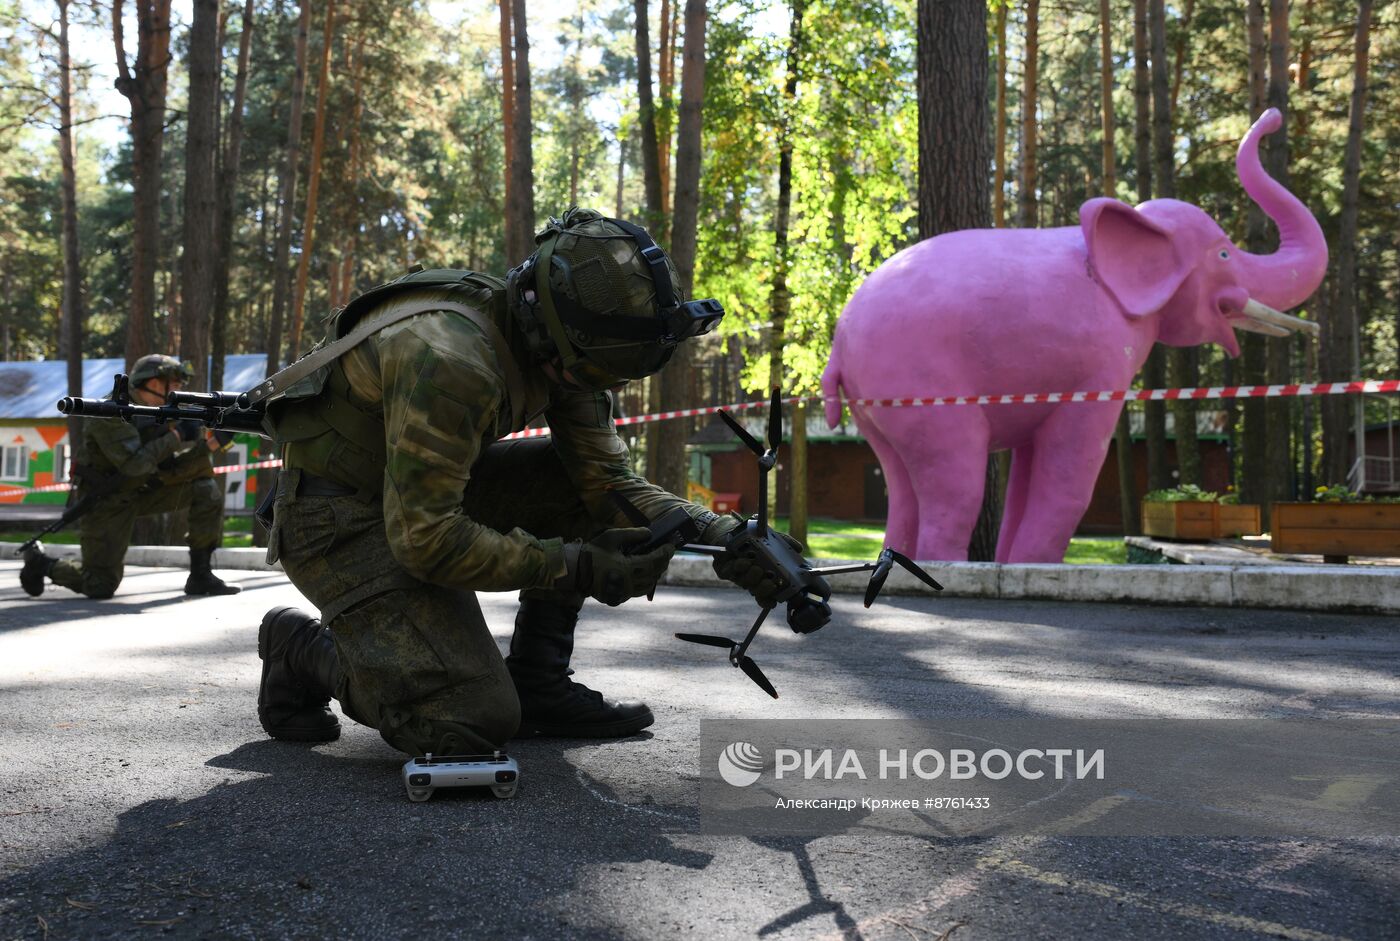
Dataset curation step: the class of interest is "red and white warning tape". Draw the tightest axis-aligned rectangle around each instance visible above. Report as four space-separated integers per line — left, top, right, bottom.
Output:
835 378 1400 409
3 379 1395 497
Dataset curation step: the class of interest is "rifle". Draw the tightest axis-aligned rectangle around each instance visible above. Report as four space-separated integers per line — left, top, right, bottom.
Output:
58 374 269 439
15 466 125 555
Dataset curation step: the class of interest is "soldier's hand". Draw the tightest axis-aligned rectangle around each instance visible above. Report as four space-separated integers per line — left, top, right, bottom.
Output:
560 527 676 606
713 532 805 609
171 418 204 442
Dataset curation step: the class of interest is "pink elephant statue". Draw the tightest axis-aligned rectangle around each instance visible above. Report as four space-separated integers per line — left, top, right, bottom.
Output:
821 109 1327 563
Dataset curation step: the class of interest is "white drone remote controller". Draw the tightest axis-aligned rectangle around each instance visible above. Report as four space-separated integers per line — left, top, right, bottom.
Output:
402 752 520 802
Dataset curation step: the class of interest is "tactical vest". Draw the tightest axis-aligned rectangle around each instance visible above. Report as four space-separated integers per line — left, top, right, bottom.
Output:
264 269 531 497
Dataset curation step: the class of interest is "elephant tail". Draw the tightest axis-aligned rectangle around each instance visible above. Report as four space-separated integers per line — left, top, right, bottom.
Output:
821 339 843 428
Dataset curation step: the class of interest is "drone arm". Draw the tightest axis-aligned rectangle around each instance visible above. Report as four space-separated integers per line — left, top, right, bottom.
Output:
808 561 879 576
680 543 727 556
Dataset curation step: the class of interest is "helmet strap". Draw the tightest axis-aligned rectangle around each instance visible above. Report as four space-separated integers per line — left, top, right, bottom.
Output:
533 231 585 371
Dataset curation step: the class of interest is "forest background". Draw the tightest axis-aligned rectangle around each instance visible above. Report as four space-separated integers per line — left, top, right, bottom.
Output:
0 0 1395 554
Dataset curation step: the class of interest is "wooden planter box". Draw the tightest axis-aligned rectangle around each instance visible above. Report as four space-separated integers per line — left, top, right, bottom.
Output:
1216 503 1263 537
1271 503 1400 559
1141 501 1218 540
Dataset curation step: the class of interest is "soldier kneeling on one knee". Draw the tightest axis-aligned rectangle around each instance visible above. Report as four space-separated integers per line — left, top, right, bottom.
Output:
254 209 788 757
21 354 241 600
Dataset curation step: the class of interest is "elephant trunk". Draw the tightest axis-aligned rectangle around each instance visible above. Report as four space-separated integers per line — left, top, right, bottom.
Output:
1233 108 1329 312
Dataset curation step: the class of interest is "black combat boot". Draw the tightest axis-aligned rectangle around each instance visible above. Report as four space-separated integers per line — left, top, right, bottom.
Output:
185 547 241 596
507 594 654 738
19 543 55 597
257 605 342 742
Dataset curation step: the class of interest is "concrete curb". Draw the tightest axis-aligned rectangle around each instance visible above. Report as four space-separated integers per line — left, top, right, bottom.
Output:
6 543 1398 614
663 555 1400 615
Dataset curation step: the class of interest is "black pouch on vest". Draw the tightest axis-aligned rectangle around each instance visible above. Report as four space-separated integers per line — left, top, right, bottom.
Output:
255 474 278 531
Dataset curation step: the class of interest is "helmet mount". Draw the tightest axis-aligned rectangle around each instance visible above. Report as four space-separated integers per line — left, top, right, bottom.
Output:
509 209 725 391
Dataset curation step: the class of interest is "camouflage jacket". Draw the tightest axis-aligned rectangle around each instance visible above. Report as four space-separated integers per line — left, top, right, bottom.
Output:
282 285 713 593
79 414 211 493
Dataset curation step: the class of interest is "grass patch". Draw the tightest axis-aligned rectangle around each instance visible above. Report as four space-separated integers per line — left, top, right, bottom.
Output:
767 518 1128 564
1062 537 1128 565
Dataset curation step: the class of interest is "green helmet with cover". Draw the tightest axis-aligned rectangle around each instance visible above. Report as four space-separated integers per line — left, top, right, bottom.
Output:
129 354 193 388
507 208 725 391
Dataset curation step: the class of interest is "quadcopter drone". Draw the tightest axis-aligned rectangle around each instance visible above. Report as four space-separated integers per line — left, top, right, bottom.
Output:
611 389 942 699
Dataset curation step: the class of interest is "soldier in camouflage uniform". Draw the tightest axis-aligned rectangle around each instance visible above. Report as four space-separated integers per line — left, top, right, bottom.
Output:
255 209 788 756
20 354 241 600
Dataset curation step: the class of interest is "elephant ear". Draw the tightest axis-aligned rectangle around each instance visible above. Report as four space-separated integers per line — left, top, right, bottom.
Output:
1081 198 1187 318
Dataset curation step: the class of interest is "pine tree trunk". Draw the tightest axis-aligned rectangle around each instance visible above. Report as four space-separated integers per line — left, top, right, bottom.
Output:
1017 0 1039 229
656 0 672 233
113 0 173 368
1241 0 1270 507
634 0 664 236
653 0 708 501
500 0 521 263
1149 0 1198 488
918 0 994 560
265 0 311 376
1168 0 1196 118
509 0 535 259
178 0 221 391
337 43 366 305
993 2 1008 227
1263 0 1292 508
58 0 85 455
1323 0 1372 487
289 0 337 362
766 0 804 528
211 0 255 393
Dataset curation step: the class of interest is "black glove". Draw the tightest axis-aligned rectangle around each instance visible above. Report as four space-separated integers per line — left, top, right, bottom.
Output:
560 527 677 607
171 419 204 442
713 531 806 608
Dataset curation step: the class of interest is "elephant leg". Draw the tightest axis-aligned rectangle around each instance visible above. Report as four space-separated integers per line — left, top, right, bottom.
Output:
995 445 1034 563
1002 406 1120 563
857 410 918 555
870 408 992 562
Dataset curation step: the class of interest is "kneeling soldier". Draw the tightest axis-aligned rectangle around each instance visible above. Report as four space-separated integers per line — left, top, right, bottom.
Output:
21 354 241 599
255 209 776 754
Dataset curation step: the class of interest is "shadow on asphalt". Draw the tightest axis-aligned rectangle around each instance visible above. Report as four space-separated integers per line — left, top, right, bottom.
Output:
0 735 717 939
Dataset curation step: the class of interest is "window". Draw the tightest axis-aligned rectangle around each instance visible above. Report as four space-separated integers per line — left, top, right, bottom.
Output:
1 445 28 482
52 443 69 483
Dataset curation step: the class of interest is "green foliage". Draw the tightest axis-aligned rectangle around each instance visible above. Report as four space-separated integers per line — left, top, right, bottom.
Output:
1144 484 1222 503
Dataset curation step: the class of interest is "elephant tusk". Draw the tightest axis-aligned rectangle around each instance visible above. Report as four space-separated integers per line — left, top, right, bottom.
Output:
1230 317 1291 337
1243 298 1321 338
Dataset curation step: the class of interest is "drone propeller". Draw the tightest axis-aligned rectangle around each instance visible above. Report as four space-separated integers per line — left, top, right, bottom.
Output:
675 605 782 699
738 655 778 699
718 409 765 458
675 633 736 648
864 548 943 607
767 387 783 454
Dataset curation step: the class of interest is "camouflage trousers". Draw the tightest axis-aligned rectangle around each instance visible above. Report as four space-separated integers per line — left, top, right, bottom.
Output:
272 438 599 756
48 477 226 600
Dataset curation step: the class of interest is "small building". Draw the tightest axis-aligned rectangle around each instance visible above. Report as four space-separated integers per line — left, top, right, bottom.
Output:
0 356 272 509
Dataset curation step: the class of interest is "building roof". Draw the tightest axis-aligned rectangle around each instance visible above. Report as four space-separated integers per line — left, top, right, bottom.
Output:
0 355 270 420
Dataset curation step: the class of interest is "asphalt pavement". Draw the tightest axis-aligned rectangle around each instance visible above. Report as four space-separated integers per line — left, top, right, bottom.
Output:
1 561 1397 940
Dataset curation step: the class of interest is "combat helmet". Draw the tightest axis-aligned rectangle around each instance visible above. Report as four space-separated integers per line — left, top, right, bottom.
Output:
507 208 724 391
129 354 193 388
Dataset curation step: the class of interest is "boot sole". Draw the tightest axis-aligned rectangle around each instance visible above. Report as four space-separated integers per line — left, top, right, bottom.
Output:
519 708 655 739
258 712 341 743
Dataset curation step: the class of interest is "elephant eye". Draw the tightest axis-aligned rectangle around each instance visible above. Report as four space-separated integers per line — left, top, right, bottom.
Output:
1218 249 1230 260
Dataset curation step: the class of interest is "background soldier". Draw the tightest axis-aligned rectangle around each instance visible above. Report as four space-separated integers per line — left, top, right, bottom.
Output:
20 354 241 599
256 209 793 755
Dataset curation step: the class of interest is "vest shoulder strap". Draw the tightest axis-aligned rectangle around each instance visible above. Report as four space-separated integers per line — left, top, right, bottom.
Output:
242 270 527 428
